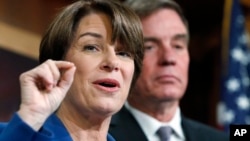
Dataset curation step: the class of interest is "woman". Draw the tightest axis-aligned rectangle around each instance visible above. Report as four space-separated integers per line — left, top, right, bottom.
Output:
0 0 143 140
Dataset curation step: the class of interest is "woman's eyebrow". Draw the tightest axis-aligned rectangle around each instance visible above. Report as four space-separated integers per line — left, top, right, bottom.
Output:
78 32 103 39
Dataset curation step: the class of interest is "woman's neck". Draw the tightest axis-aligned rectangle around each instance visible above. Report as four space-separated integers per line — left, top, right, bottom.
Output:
56 102 111 141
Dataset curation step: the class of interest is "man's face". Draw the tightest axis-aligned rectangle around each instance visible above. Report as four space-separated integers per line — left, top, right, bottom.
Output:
134 9 189 102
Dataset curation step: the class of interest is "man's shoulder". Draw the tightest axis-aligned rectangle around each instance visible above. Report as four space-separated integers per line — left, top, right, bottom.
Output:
109 106 148 141
182 117 221 132
182 116 229 140
111 106 134 123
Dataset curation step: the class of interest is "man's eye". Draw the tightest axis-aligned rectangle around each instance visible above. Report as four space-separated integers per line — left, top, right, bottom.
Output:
174 45 182 49
144 45 153 50
144 44 157 53
174 44 185 50
117 51 133 58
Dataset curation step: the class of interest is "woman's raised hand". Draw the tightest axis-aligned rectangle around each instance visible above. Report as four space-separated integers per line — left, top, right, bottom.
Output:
17 59 76 131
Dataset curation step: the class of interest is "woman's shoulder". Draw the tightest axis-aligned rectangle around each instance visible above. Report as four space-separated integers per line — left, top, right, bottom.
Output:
0 113 36 141
0 122 8 133
107 133 117 141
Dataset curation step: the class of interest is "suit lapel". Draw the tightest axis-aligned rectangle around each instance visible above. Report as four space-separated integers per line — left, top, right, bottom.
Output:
182 116 207 141
109 106 148 141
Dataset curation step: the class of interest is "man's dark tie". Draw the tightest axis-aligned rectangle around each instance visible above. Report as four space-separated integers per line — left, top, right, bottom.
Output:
156 126 172 141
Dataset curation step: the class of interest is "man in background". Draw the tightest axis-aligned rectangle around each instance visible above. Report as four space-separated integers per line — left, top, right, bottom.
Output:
109 0 229 140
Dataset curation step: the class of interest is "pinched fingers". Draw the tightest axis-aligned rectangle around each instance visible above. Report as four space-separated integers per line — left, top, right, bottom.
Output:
18 59 76 131
20 59 75 92
54 61 76 91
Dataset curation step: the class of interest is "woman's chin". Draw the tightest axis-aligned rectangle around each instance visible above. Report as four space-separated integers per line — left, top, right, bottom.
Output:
94 103 119 115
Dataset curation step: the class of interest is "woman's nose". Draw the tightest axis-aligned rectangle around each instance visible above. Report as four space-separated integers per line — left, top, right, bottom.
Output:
100 53 120 72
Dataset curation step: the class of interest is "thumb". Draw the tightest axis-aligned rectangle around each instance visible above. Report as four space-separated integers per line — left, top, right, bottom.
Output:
58 64 76 90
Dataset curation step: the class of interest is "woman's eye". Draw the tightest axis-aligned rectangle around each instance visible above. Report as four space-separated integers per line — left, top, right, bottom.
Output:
117 51 133 58
83 45 98 51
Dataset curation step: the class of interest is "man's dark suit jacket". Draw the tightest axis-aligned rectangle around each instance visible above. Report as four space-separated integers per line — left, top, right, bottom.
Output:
109 106 229 141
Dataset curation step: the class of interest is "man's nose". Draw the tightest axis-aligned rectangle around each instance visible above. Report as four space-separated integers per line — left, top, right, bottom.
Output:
158 46 176 66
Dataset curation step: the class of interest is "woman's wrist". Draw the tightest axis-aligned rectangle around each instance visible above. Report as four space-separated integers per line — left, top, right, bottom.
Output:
17 107 49 131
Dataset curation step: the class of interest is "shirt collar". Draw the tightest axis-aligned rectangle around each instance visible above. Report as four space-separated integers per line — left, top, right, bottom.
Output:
125 102 185 140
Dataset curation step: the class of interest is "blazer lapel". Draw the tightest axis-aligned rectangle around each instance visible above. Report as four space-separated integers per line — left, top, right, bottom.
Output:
182 116 210 141
109 106 148 141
